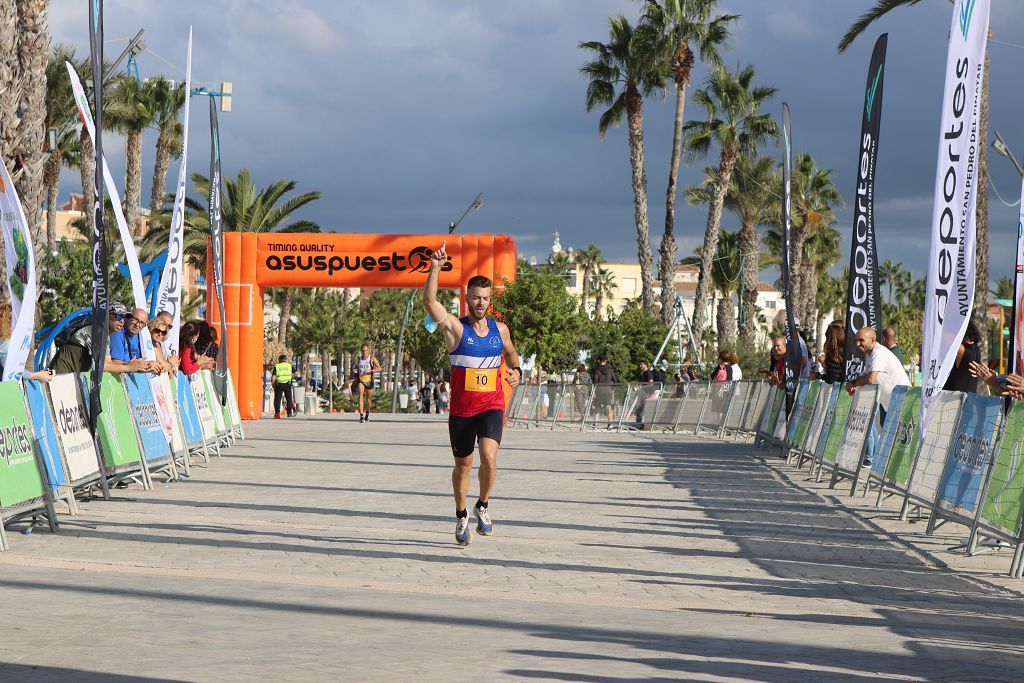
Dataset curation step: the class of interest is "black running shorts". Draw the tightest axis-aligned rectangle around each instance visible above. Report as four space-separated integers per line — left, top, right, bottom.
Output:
448 409 504 458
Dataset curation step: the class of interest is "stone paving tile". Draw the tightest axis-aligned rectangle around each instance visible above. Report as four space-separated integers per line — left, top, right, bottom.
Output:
0 415 1022 681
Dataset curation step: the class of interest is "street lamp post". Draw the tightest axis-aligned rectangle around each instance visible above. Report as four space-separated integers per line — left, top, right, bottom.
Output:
390 193 484 412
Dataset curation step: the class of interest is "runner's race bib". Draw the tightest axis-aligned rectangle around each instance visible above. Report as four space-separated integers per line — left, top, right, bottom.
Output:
464 368 498 393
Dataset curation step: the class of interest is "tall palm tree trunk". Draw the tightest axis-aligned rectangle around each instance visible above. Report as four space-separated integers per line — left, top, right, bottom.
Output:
125 130 142 235
14 0 48 255
973 41 990 362
738 221 760 340
625 86 655 312
278 289 293 345
150 136 173 213
78 128 95 238
692 147 738 336
717 292 737 349
659 83 687 324
43 148 60 249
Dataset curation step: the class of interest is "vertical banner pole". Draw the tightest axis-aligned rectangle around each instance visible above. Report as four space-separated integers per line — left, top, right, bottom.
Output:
1010 174 1024 375
209 95 229 405
843 34 887 382
87 0 108 434
780 103 799 417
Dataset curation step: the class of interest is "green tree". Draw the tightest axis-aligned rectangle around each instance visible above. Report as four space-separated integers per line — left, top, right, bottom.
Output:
492 269 582 373
580 15 669 312
687 153 778 340
43 44 80 252
991 275 1014 301
614 299 670 377
108 76 156 236
682 229 740 347
573 243 605 312
683 63 777 337
37 242 133 327
787 153 842 326
641 0 737 324
878 259 905 308
147 77 186 214
839 0 991 360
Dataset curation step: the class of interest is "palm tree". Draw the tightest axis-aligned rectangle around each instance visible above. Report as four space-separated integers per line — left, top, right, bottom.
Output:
140 169 320 346
687 153 778 340
816 270 847 349
787 152 841 325
991 275 1014 302
43 44 80 251
641 0 737 324
591 266 617 320
878 259 904 308
839 0 991 359
580 15 669 312
683 228 741 346
545 251 574 278
148 78 186 214
801 224 841 341
573 243 605 311
108 77 156 237
683 63 777 339
13 0 49 250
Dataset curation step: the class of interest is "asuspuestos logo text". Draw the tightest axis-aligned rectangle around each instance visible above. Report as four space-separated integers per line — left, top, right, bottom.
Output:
265 246 453 275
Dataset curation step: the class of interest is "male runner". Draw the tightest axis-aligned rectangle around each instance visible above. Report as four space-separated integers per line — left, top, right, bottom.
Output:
355 343 381 423
423 241 521 546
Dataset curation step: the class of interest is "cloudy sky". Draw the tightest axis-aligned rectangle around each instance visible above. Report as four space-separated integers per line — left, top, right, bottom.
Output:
50 0 1024 279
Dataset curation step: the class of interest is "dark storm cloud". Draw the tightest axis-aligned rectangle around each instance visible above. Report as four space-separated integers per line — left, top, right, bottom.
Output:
50 1 1024 278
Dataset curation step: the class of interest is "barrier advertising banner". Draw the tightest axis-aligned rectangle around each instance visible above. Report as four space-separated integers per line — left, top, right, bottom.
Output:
174 373 204 446
835 385 878 474
881 387 922 486
123 374 171 463
154 374 185 454
0 382 45 509
190 374 217 442
24 381 65 491
909 391 965 506
785 381 809 445
1011 173 1024 375
872 385 909 477
0 156 37 381
155 28 193 356
49 374 100 483
843 34 887 382
791 381 821 449
202 371 227 435
938 393 1002 516
805 382 839 457
920 0 991 439
822 390 854 464
981 400 1024 534
88 374 143 470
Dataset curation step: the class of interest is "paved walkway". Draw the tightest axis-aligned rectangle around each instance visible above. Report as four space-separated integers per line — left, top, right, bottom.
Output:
0 415 1022 681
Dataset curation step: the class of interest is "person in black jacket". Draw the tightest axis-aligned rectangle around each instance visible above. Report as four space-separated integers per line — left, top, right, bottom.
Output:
944 321 980 393
592 354 617 423
821 320 846 384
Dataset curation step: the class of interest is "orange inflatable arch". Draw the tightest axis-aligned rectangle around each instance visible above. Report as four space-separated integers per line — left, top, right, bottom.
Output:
207 233 518 419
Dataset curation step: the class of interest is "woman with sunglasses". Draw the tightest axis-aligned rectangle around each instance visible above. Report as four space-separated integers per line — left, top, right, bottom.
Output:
148 319 180 375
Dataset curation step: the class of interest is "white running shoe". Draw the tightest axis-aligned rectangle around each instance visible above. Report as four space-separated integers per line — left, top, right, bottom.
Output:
474 503 493 536
455 516 472 545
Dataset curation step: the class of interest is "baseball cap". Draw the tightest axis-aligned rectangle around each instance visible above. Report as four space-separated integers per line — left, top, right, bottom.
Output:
109 302 129 316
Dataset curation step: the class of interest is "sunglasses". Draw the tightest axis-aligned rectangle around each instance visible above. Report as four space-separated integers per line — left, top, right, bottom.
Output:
152 328 168 336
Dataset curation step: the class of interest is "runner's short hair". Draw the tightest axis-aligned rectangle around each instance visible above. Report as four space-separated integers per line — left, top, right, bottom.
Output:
278 354 287 362
467 275 492 290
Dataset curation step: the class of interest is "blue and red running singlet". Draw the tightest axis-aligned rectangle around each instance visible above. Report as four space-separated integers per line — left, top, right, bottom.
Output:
449 316 506 417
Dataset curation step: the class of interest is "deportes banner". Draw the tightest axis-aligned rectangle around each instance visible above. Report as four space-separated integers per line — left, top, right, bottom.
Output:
87 0 108 433
780 103 800 416
0 156 36 381
1011 173 1024 375
921 0 990 439
155 27 193 356
209 94 228 403
48 373 101 483
843 34 887 382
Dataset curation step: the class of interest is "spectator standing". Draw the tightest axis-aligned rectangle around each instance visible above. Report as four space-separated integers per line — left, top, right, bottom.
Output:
592 354 617 425
881 326 908 367
847 327 911 424
943 321 981 394
821 321 846 384
729 351 743 380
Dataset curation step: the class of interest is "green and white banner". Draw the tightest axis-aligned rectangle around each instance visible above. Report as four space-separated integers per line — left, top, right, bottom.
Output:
981 400 1024 535
0 155 36 381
